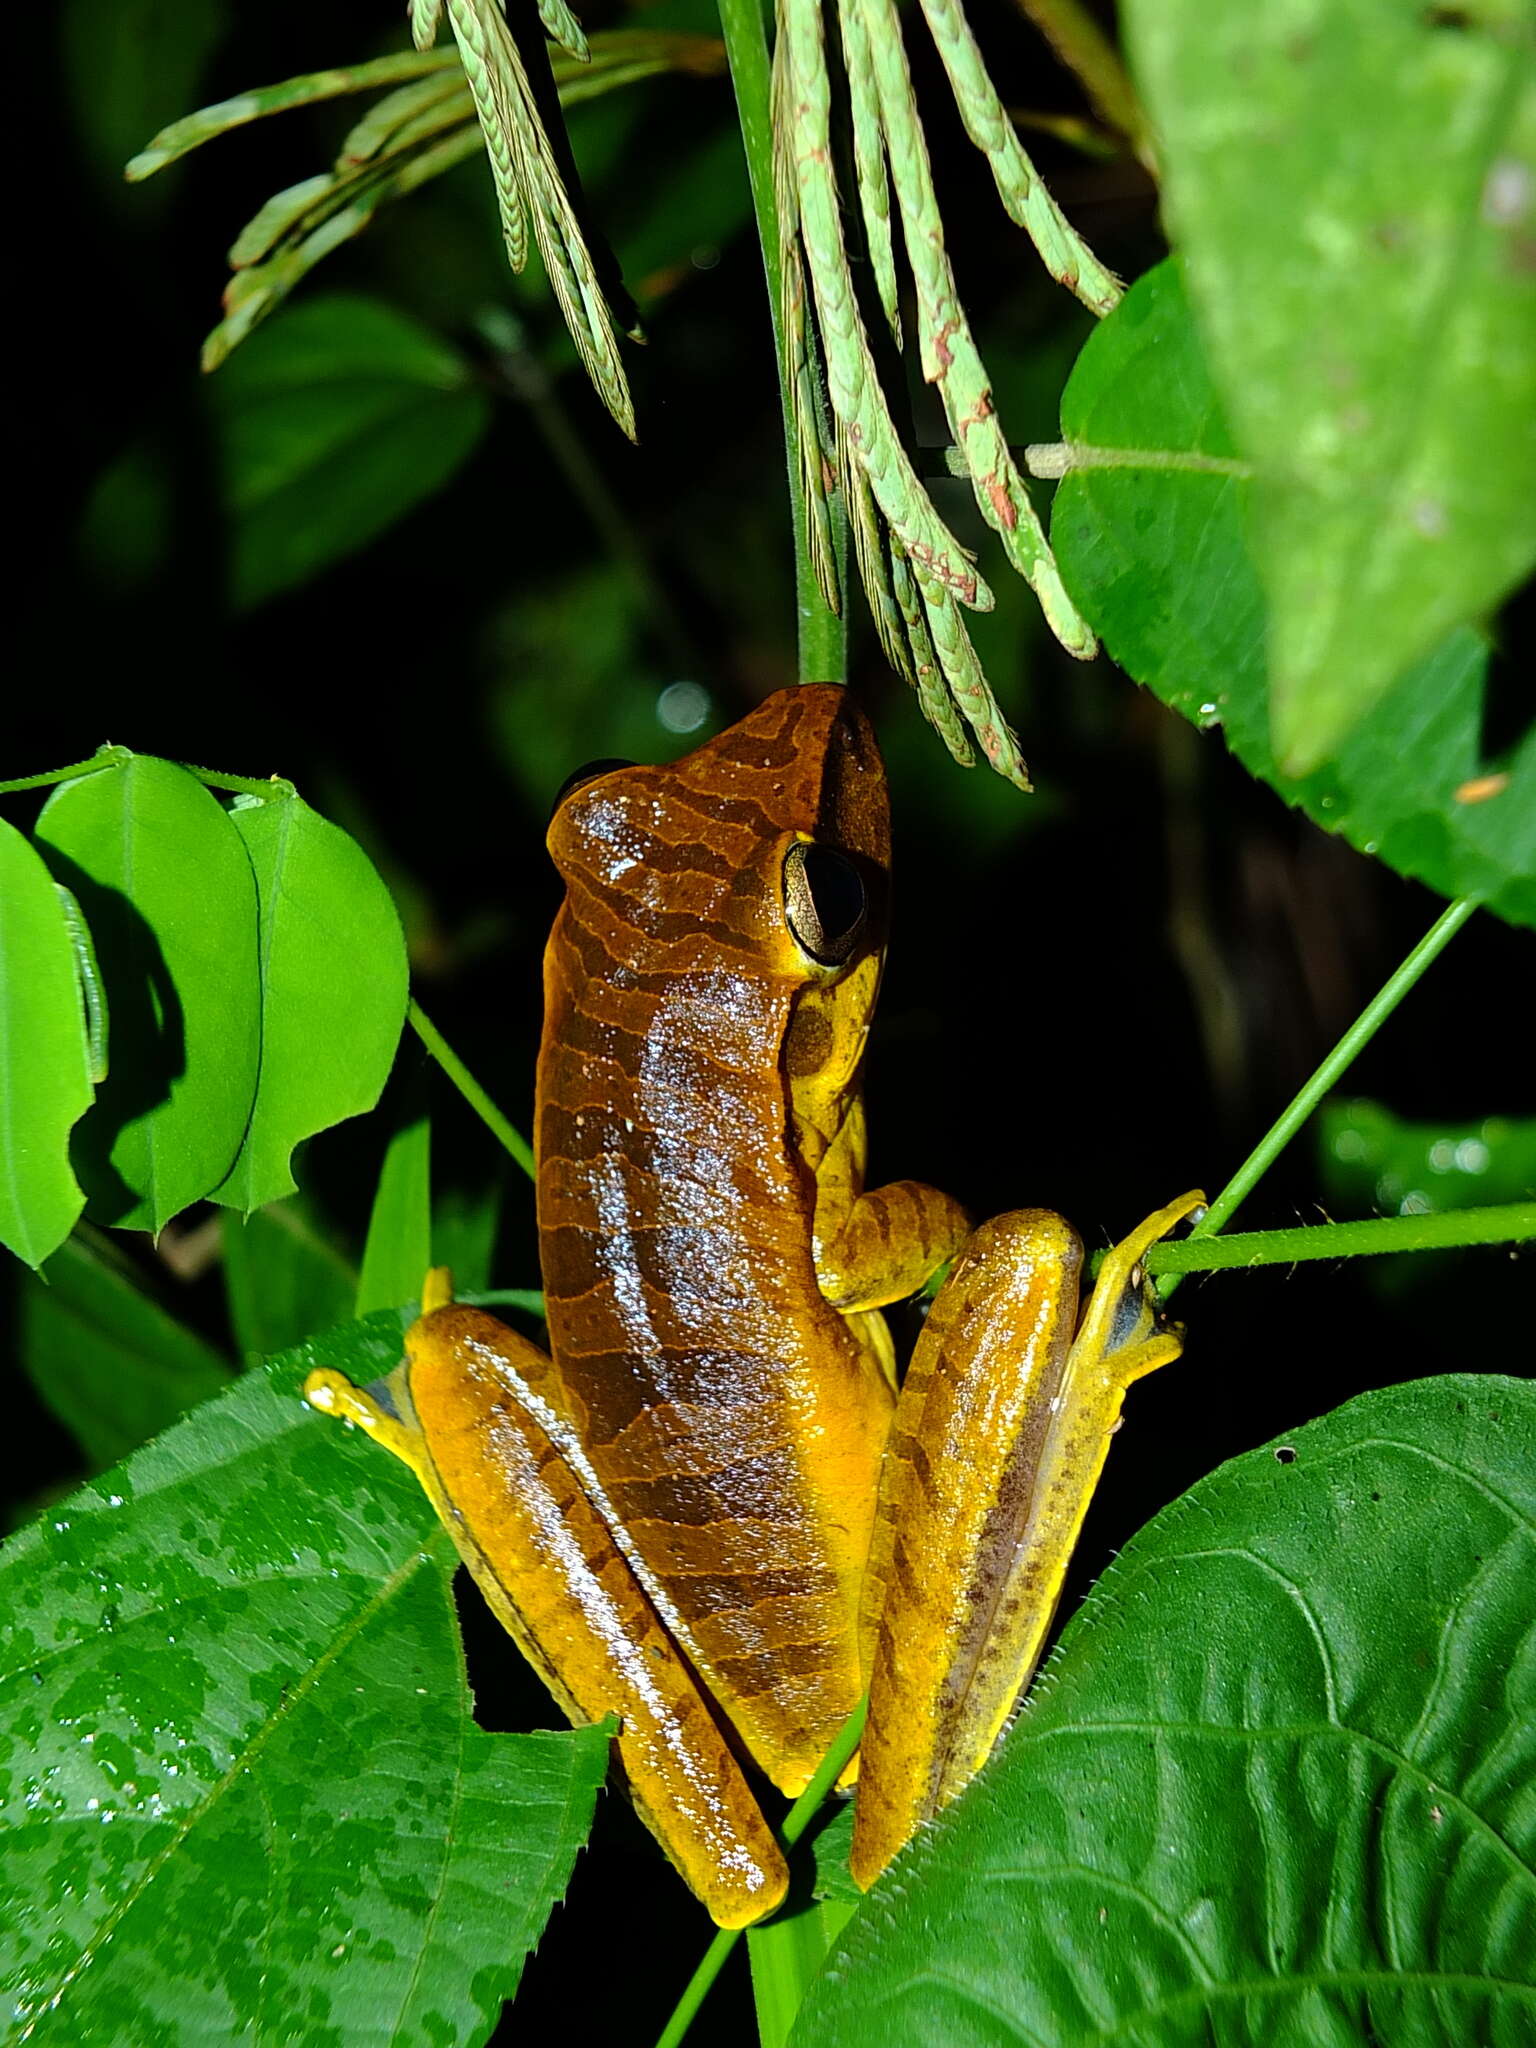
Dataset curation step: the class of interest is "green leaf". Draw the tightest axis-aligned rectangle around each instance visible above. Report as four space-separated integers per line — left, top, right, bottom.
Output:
212 789 409 1214
221 1200 357 1369
20 1228 232 1469
1122 0 1536 773
798 1375 1536 2046
0 822 94 1269
34 758 262 1233
1051 261 1536 932
209 295 491 607
63 0 224 192
1319 1101 1536 1220
356 1111 431 1316
431 1177 503 1298
0 1318 611 2047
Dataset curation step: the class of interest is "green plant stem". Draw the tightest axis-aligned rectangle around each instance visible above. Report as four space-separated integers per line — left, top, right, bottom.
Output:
1161 895 1478 1301
718 0 846 684
184 767 298 798
654 1698 868 2048
0 748 131 793
406 999 535 1179
1147 1203 1535 1275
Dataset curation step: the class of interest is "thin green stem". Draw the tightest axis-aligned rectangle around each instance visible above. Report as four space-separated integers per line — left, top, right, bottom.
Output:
1146 1203 1535 1275
718 0 846 684
654 1698 867 2048
407 999 536 1179
1161 895 1478 1300
0 748 131 793
184 767 298 798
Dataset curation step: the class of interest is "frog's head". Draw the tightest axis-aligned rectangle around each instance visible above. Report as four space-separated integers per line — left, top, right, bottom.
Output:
545 684 890 989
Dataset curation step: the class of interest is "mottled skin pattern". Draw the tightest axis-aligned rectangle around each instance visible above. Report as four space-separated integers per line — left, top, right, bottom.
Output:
538 685 968 1794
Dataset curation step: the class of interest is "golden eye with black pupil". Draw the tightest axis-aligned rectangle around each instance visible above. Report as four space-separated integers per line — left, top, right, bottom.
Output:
550 759 635 817
783 841 867 966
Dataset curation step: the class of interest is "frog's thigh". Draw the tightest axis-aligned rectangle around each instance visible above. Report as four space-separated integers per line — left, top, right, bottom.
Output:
817 1179 972 1311
309 1306 788 1929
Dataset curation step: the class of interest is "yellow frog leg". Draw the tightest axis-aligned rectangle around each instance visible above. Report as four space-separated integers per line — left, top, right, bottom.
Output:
304 1282 788 1929
850 1190 1205 1890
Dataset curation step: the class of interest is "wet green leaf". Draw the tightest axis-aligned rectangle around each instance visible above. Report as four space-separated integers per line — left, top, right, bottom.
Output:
1123 0 1536 773
0 823 95 1269
1052 261 1536 931
221 1200 356 1370
21 1229 232 1469
801 1375 1536 2046
34 758 262 1233
212 789 409 1214
0 1316 611 2047
210 294 491 607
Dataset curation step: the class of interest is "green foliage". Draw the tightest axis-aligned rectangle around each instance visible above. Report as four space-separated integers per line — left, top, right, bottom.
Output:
35 758 262 1235
0 823 95 1268
1319 1101 1536 1219
221 1201 357 1371
1052 261 1536 931
1123 0 1536 775
15 0 1536 2041
19 1228 232 1473
356 1111 432 1317
796 1375 1536 2047
211 294 492 606
0 1317 611 2048
0 760 407 1268
128 20 724 420
213 784 409 1212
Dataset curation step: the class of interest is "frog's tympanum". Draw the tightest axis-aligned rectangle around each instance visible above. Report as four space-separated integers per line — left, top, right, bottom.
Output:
305 686 1202 1926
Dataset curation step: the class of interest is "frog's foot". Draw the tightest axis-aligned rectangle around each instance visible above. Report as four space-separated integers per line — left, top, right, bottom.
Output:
1074 1190 1206 1387
303 1366 428 1480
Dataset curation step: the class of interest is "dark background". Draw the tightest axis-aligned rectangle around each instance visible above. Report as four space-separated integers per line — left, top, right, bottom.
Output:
14 0 1532 2037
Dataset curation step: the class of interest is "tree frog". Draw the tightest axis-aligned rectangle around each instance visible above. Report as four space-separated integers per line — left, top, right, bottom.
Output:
305 686 1201 1926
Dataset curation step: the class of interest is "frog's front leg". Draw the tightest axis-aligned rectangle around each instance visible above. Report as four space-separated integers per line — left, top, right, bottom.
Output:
304 1277 788 1929
809 1094 972 1312
850 1191 1205 1889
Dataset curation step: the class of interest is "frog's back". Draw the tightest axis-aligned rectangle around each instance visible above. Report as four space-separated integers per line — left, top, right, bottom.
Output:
537 686 891 1792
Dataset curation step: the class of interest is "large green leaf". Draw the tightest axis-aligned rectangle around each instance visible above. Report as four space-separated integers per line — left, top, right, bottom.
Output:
1051 261 1536 931
21 1228 233 1470
34 758 262 1232
796 1375 1536 2046
210 294 491 607
0 821 94 1268
1123 0 1536 773
213 788 409 1214
0 1315 610 2047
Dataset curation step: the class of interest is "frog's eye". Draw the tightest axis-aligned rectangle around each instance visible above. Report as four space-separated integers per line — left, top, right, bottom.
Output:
551 758 634 816
783 841 867 966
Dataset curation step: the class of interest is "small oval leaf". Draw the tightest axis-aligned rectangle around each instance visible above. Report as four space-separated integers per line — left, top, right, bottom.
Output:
0 821 94 1268
34 758 261 1233
212 790 408 1213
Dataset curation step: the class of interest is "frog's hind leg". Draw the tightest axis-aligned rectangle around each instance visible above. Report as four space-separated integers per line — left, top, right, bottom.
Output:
850 1191 1205 1891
